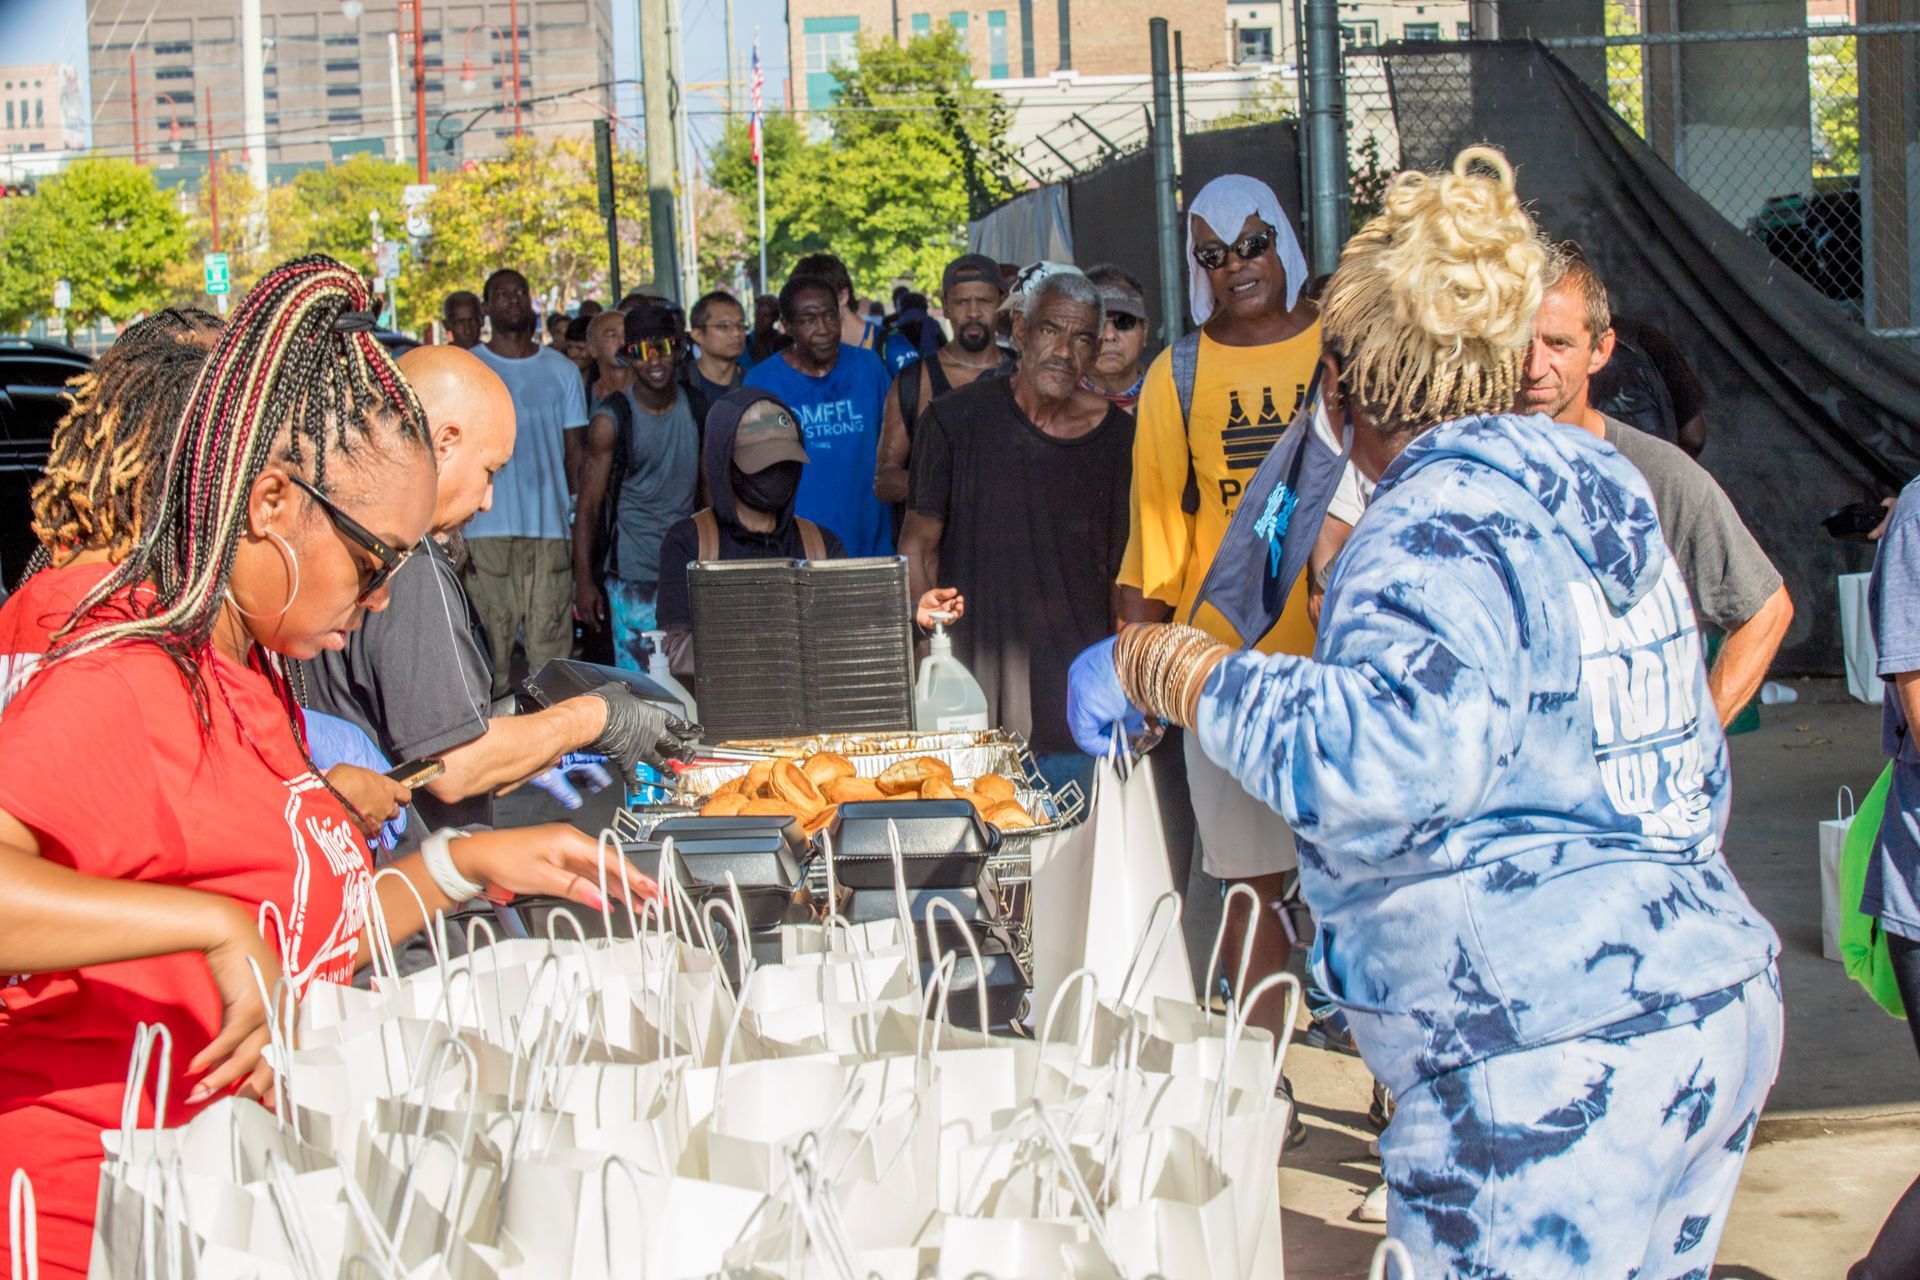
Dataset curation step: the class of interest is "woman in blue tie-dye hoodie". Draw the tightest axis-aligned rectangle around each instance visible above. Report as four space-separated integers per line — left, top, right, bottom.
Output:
1070 147 1782 1278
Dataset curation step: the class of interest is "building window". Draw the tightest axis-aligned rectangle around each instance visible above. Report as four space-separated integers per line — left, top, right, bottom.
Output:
988 10 1007 78
1457 21 1473 39
949 11 968 52
912 12 931 36
5 102 11 130
157 90 193 105
328 108 361 124
1340 20 1379 47
1019 0 1034 75
327 85 360 98
1237 25 1274 63
33 100 41 127
324 35 357 48
326 60 357 73
802 16 859 109
152 42 191 56
155 67 193 80
1404 22 1441 41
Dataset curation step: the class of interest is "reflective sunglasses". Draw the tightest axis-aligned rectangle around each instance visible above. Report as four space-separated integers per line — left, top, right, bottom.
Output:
1192 223 1277 271
1106 311 1143 332
289 473 413 603
624 337 677 363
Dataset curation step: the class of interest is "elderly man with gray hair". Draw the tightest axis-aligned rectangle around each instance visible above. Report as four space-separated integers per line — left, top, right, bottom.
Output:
900 266 1133 796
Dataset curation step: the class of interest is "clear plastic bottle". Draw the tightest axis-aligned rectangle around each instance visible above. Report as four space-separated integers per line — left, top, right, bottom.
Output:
641 629 698 722
914 615 990 732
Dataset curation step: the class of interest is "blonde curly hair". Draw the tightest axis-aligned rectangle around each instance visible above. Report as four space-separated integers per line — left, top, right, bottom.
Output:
1321 145 1546 435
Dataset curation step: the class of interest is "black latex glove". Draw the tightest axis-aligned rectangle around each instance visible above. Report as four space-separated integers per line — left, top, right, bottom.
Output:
583 684 698 774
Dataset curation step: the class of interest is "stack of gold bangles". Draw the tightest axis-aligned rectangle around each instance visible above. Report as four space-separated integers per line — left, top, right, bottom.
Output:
1115 623 1232 730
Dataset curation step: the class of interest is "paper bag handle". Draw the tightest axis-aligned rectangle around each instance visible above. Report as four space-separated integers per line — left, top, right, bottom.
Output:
1839 785 1857 821
268 1152 333 1280
390 1129 467 1259
599 1155 651 1280
1032 967 1100 1102
1116 889 1183 1012
1370 1238 1415 1280
118 1021 173 1152
1202 882 1263 1024
923 897 989 1037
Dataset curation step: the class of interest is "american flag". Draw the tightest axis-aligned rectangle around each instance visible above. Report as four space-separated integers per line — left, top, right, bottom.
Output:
749 40 764 165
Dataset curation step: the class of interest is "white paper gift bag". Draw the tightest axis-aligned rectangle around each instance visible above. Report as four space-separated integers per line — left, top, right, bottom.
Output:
1820 785 1858 962
1841 572 1884 705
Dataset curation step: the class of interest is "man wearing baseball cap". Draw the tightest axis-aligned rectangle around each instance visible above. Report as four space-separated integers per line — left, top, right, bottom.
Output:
874 253 1014 519
1082 263 1151 412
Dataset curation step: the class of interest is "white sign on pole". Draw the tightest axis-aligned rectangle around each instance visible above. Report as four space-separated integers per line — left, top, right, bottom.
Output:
375 240 402 281
203 252 231 296
402 183 435 238
52 279 70 310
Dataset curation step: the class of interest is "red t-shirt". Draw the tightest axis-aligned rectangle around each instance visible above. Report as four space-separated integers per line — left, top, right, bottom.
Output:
0 567 372 1280
0 560 115 717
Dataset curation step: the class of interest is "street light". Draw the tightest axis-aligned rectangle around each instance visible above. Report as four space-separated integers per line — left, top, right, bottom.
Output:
341 1 364 21
459 24 505 96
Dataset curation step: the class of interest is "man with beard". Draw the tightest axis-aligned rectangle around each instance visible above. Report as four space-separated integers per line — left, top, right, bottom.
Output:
463 268 591 697
743 273 894 558
572 307 702 672
900 268 1132 793
874 253 1011 519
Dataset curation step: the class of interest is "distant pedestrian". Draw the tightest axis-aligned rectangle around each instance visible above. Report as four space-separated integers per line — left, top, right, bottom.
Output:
463 268 589 697
1082 263 1151 412
1591 313 1710 458
744 292 790 367
442 289 483 348
688 290 749 406
742 273 894 558
793 250 917 375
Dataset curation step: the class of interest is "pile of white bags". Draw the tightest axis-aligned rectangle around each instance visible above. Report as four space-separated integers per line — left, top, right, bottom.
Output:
67 832 1306 1280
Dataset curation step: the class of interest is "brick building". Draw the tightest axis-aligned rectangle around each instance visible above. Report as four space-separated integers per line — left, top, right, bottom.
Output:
0 64 86 165
86 0 612 179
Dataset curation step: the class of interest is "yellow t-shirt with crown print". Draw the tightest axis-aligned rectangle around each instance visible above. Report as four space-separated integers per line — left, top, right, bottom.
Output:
1118 322 1323 656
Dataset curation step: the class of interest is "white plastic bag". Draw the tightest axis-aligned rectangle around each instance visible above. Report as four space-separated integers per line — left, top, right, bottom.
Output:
1841 572 1884 705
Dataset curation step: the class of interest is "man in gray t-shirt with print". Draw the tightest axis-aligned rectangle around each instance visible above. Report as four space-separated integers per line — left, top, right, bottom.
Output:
1520 245 1793 726
572 306 701 672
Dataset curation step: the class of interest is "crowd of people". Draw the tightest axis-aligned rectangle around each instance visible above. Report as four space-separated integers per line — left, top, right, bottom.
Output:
14 136 1920 1280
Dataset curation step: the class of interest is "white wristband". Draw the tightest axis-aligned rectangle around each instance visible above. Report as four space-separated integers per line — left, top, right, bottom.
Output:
421 828 485 902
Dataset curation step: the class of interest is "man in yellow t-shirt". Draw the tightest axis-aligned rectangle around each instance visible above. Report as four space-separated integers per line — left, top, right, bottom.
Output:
1118 175 1361 1053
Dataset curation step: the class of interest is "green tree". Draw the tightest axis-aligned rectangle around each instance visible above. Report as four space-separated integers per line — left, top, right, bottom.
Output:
1199 77 1297 134
1605 0 1645 136
0 158 190 331
1810 34 1859 179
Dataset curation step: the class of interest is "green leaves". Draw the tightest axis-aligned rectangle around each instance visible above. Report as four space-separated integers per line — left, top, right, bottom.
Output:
0 158 190 331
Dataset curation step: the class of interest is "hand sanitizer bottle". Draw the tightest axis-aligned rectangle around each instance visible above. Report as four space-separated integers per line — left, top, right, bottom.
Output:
914 613 990 732
641 629 698 722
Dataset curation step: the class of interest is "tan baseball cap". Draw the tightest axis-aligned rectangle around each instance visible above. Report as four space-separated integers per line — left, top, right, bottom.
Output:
732 398 810 473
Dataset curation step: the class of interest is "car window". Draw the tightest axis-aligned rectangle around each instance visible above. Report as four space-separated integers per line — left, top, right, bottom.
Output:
0 384 74 443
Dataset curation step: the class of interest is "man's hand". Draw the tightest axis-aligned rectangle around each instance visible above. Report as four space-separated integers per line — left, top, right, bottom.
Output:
583 683 699 777
917 587 965 630
187 903 285 1106
448 824 659 914
323 764 410 836
573 578 607 630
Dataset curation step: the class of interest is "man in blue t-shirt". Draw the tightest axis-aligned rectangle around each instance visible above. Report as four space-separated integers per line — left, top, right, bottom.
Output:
743 273 893 557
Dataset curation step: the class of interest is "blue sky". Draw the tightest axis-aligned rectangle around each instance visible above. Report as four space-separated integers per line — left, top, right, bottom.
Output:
0 0 786 157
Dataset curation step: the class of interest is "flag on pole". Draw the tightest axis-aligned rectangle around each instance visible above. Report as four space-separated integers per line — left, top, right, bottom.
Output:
750 40 764 165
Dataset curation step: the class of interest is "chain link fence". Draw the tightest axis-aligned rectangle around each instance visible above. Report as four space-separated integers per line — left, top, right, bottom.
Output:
1341 21 1920 344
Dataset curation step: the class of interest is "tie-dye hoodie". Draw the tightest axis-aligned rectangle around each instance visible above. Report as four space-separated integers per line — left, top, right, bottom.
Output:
1194 412 1779 1096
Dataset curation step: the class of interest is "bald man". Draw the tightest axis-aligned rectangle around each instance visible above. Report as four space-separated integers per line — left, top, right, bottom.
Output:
296 345 663 829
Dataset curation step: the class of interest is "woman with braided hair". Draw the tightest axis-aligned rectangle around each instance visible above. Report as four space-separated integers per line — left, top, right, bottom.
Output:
1071 148 1783 1275
0 256 661 1279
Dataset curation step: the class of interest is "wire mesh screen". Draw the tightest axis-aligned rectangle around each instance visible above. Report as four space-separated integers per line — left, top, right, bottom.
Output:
1344 24 1920 342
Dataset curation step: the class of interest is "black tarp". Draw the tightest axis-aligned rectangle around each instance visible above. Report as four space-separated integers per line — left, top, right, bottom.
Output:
1066 120 1303 333
1383 40 1920 672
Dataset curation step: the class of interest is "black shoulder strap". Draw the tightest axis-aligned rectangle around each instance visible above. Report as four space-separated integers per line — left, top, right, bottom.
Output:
924 351 954 399
599 391 637 576
1172 333 1203 516
897 361 925 442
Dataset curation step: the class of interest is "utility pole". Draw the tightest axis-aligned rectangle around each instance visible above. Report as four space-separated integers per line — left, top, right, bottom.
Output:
669 0 698 304
240 0 267 193
594 118 623 300
1149 19 1182 346
410 0 427 180
129 51 141 166
1302 0 1349 276
388 33 408 166
509 0 523 136
207 85 220 254
640 0 681 301
1173 29 1187 190
724 0 738 114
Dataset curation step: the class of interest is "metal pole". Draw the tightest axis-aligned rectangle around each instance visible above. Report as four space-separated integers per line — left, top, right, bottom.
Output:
1302 0 1348 276
755 29 767 294
509 0 522 137
725 0 738 114
411 0 427 180
388 32 408 166
641 0 681 301
594 118 623 300
1149 18 1182 346
129 51 141 166
670 0 698 303
1173 28 1186 190
207 86 219 254
1069 112 1120 159
240 0 267 193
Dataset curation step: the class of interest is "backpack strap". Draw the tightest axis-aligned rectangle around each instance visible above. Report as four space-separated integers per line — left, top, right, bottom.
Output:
897 360 927 443
694 509 720 562
1171 332 1203 516
795 518 828 562
598 391 637 577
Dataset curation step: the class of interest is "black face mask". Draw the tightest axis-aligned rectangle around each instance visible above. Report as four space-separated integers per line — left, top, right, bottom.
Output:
732 460 802 514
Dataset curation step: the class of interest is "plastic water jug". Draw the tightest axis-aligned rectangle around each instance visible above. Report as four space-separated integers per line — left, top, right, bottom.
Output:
642 629 699 722
914 615 989 732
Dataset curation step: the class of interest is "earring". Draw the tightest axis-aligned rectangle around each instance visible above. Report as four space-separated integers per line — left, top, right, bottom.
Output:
225 529 301 620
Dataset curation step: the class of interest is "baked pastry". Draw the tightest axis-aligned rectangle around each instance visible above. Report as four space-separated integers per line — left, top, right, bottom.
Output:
985 801 1035 830
741 798 803 819
702 792 750 817
802 805 839 837
769 761 826 815
744 760 776 797
802 751 857 786
712 776 747 799
877 756 954 795
972 774 1017 802
920 777 958 801
824 776 886 804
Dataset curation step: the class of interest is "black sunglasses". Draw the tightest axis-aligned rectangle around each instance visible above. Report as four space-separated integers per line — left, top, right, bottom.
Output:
289 473 412 602
1106 312 1143 332
1193 224 1276 271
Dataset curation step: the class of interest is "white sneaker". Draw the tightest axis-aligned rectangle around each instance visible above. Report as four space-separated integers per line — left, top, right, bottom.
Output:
1368 1135 1380 1159
1351 1181 1389 1224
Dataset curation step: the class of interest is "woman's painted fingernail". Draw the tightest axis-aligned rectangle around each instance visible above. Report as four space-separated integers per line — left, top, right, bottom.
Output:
582 888 607 911
185 1086 211 1105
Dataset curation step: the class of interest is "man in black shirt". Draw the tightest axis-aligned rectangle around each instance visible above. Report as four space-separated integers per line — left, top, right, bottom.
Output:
900 268 1133 787
297 345 689 828
745 293 790 366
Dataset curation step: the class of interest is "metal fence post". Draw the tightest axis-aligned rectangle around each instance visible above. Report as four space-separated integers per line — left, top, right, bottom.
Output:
1150 18 1184 345
1303 0 1351 277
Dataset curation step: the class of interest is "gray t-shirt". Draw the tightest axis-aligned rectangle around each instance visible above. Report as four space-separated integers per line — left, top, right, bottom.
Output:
295 537 495 829
1604 416 1781 633
600 386 700 585
1865 477 1920 938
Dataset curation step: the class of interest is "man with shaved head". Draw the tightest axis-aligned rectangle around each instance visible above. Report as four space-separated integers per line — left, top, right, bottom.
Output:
296 344 675 829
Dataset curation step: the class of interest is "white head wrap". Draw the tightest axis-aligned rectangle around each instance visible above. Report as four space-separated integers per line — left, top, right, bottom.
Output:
1186 174 1311 327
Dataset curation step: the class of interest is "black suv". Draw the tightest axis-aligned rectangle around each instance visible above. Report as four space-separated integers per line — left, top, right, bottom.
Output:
0 338 90 591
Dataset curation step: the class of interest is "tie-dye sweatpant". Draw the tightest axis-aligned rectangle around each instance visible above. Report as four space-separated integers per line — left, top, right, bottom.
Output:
1381 966 1783 1279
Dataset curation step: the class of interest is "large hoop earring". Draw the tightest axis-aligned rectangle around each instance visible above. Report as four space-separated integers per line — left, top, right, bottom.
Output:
225 529 301 620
